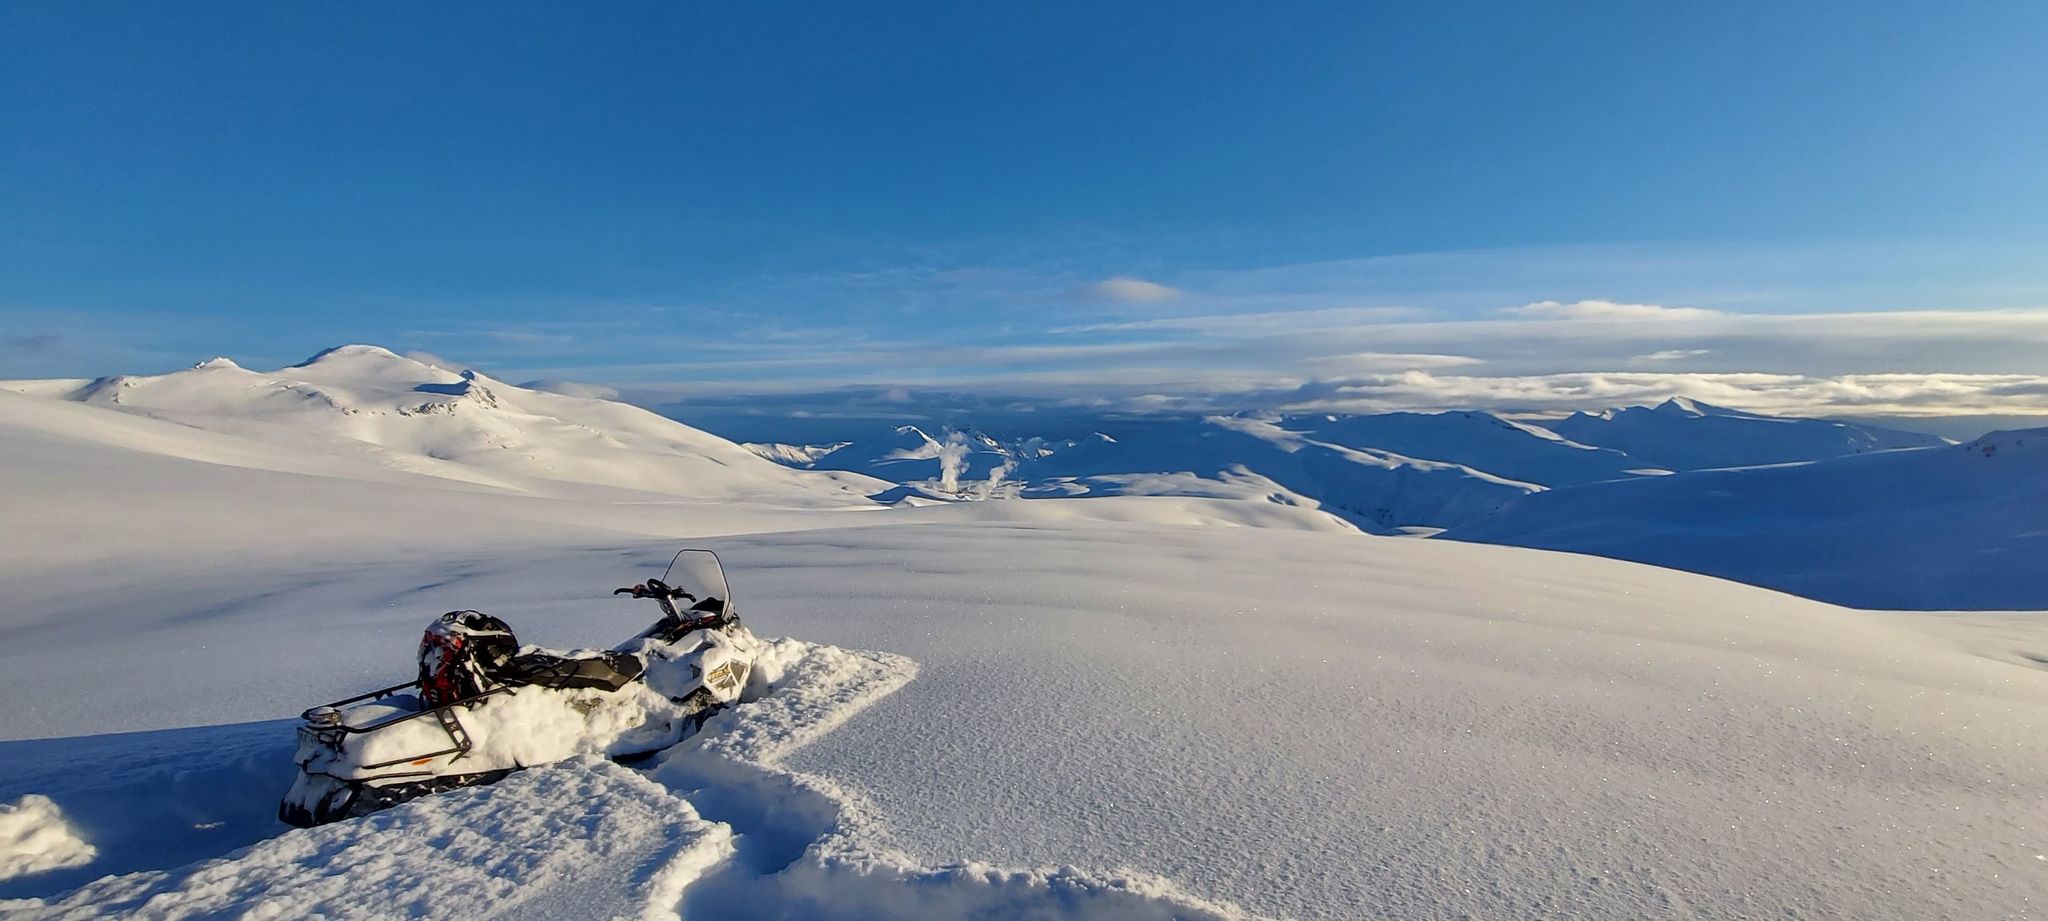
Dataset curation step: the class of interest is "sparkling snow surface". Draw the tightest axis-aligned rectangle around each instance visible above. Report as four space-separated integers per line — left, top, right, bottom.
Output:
1 355 2045 919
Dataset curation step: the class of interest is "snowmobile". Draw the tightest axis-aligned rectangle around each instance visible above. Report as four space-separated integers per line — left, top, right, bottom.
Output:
279 549 760 828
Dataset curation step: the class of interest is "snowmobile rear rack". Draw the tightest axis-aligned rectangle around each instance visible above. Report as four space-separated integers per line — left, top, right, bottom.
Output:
299 680 516 771
303 680 419 716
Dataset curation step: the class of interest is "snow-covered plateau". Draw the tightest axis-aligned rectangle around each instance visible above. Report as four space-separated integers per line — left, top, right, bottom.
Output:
1 348 2043 919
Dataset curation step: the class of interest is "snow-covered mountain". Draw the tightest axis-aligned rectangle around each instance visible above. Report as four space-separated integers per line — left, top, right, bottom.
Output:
2 345 885 503
804 425 1021 494
1546 396 1946 470
749 403 1949 534
1021 416 1536 532
1442 428 2048 609
1279 410 1653 486
748 417 1537 531
743 441 849 467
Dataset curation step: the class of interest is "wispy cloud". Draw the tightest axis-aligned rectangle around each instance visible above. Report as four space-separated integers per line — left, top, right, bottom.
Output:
1631 349 1713 363
1054 305 1427 335
1271 371 2048 418
1079 276 1182 304
1501 300 1723 321
1301 351 1485 373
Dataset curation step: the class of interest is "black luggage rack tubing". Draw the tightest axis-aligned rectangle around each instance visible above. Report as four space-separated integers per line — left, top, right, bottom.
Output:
302 681 515 771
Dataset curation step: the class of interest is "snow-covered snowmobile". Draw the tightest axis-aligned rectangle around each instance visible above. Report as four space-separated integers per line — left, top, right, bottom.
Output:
279 549 760 827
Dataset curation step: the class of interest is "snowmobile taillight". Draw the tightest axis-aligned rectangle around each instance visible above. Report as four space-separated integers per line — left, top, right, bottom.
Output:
304 706 343 728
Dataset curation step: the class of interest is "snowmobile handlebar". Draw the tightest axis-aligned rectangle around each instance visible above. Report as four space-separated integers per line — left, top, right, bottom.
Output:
612 579 697 602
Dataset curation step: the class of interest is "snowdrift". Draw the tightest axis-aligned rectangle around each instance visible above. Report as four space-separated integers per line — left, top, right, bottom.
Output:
1443 429 2048 609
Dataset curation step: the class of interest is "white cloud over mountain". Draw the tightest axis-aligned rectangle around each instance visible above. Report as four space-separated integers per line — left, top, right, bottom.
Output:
547 296 2048 420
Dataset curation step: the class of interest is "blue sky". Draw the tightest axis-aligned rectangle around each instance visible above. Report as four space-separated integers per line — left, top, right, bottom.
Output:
4 2 2047 419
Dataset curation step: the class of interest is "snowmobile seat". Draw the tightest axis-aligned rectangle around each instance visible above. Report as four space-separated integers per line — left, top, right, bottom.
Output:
419 611 644 704
501 650 645 692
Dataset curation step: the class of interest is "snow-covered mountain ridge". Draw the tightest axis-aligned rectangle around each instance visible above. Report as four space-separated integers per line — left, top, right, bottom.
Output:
6 348 2034 608
1443 426 2048 609
1551 396 1946 469
3 345 885 503
749 398 1951 534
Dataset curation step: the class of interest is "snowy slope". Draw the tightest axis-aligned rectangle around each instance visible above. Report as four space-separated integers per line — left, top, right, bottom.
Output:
744 441 849 466
2 522 2043 919
1547 396 1946 470
1282 410 1654 485
3 345 886 502
1443 429 2048 609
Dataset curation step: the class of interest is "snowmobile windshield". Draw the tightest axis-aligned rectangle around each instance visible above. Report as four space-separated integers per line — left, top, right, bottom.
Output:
659 549 732 619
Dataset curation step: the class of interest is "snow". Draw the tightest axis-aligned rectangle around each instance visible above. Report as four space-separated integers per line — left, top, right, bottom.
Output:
805 425 1018 494
1279 410 1652 486
1443 429 2048 609
0 797 95 883
1 348 2045 918
8 759 736 921
3 345 887 503
1022 416 1539 532
1547 397 1947 470
744 441 851 466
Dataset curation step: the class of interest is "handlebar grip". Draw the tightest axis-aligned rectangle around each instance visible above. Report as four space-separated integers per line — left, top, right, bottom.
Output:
614 586 642 597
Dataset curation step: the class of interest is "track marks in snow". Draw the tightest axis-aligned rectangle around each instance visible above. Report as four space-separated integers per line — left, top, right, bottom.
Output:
0 639 1267 920
3 759 732 921
646 640 1269 921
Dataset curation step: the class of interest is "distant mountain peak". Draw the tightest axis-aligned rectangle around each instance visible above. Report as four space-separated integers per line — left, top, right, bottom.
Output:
12 346 887 503
291 344 409 368
1654 396 1707 416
